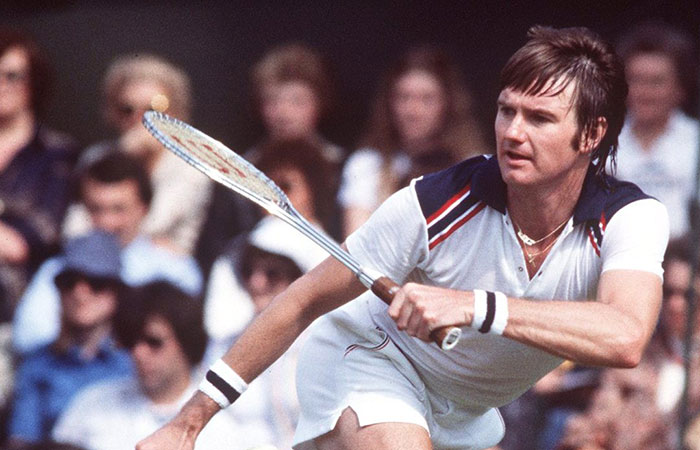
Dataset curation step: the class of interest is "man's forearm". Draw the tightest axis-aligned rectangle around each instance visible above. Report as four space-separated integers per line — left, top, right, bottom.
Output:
503 270 662 367
219 255 366 382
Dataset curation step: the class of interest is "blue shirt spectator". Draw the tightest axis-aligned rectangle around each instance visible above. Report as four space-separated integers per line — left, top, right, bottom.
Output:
12 152 203 356
8 231 132 445
8 338 132 441
13 235 202 354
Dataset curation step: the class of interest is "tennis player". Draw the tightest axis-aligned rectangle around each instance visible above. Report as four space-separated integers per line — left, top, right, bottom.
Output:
137 26 668 450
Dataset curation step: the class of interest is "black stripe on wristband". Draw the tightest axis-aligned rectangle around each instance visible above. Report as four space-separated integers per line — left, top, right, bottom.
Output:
479 291 496 334
206 369 241 404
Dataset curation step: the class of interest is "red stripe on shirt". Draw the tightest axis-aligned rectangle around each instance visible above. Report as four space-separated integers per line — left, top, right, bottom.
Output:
587 228 600 256
428 201 486 250
426 184 471 225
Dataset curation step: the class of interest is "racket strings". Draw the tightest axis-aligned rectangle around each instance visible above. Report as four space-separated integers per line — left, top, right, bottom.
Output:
148 117 288 207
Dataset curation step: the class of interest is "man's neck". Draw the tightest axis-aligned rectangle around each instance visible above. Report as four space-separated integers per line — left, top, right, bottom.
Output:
506 166 587 239
147 372 193 406
142 146 164 174
55 322 112 359
0 110 35 169
630 114 672 151
402 135 439 156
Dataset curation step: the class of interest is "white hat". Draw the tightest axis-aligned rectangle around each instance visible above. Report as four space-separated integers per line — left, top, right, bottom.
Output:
248 216 329 273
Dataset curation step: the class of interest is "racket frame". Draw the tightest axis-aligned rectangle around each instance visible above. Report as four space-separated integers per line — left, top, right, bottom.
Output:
142 111 461 350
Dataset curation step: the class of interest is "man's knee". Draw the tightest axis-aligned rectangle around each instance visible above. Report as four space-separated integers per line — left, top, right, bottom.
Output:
314 407 431 450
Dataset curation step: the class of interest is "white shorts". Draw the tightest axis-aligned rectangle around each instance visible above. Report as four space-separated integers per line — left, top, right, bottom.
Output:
292 298 505 450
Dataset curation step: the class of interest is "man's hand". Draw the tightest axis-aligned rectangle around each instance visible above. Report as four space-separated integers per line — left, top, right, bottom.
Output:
136 420 196 450
136 391 219 450
388 283 472 341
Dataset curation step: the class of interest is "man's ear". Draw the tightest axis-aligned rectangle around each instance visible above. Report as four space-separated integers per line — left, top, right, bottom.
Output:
579 117 608 154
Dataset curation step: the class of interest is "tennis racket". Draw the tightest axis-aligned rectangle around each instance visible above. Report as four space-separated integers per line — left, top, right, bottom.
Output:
142 111 461 350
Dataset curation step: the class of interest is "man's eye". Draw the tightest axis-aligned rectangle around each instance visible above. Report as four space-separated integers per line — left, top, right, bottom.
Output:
532 114 552 124
498 106 514 116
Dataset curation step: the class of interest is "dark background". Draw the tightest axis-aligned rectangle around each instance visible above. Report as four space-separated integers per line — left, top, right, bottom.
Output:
1 0 699 153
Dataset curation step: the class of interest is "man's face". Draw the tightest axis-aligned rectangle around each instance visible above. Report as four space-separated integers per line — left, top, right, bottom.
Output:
82 178 148 246
130 315 191 400
269 165 315 221
108 79 168 134
244 253 296 313
391 69 446 153
495 82 590 189
57 272 119 330
661 258 700 338
626 52 682 127
260 81 320 140
0 46 31 119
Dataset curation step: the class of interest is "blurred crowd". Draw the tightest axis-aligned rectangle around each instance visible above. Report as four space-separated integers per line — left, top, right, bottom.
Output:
0 20 697 450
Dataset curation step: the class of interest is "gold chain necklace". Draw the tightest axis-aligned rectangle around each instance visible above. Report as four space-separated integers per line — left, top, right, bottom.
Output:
523 237 558 266
513 217 569 247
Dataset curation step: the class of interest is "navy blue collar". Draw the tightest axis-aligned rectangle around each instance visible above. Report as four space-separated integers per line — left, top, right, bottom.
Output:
470 156 614 225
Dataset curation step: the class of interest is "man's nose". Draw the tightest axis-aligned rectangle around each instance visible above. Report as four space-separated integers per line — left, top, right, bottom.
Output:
503 115 526 142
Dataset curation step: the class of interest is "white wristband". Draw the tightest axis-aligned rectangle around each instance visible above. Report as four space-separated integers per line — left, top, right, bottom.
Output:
490 291 509 335
198 359 248 409
471 290 508 335
471 289 488 330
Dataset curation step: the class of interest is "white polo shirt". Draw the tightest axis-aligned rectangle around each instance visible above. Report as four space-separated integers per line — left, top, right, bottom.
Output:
345 155 668 409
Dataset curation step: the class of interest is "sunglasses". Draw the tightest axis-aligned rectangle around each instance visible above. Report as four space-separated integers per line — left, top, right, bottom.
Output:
0 70 27 84
663 285 688 299
241 263 294 284
55 271 120 293
115 103 151 118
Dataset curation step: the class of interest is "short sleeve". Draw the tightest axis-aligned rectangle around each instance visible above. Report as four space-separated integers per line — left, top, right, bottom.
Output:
345 185 428 283
337 149 383 210
601 198 669 278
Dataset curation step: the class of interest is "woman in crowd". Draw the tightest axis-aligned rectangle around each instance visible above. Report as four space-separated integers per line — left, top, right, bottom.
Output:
0 28 78 319
62 53 212 255
338 44 489 236
196 43 343 273
204 138 335 343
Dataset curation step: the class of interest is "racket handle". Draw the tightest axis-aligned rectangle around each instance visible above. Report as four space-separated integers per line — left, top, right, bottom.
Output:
371 277 462 351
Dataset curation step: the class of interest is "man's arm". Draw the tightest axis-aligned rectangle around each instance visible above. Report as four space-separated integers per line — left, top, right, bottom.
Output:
389 268 662 368
136 253 366 450
505 269 661 367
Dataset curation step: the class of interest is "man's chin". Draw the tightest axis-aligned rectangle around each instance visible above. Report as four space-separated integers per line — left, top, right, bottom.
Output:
500 167 535 187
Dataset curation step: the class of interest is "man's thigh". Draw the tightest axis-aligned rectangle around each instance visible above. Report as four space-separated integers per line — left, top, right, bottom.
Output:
314 407 432 450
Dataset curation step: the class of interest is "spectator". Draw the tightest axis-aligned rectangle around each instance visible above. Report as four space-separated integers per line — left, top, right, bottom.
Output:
558 238 700 450
52 281 263 449
339 44 489 236
12 151 202 356
0 27 78 319
195 43 343 275
65 53 212 255
247 43 343 165
204 216 328 449
78 53 191 168
204 139 333 343
256 139 336 237
499 361 600 450
611 22 699 239
7 231 132 446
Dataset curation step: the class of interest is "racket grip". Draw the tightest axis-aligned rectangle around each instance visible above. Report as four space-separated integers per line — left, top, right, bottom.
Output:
371 277 461 351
